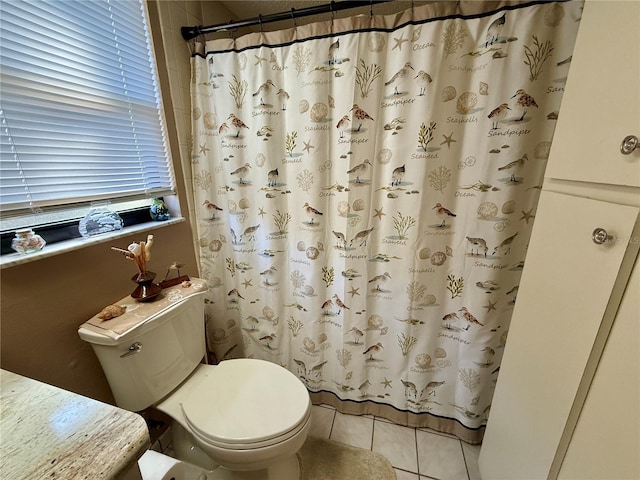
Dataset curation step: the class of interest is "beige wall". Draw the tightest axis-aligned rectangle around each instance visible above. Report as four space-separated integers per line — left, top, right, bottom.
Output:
0 0 221 404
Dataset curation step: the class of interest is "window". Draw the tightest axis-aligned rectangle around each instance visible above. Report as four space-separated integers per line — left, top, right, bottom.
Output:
0 0 175 236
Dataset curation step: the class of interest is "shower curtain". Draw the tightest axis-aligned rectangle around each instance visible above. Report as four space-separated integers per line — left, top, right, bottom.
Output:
189 0 581 444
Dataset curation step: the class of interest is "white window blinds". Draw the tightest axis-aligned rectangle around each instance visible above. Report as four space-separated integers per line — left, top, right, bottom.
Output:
0 0 175 218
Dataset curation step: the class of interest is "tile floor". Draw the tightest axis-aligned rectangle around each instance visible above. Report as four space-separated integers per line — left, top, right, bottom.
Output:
152 404 482 480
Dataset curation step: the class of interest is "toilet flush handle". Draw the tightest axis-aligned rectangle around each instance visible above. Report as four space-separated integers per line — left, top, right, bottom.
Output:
120 342 142 358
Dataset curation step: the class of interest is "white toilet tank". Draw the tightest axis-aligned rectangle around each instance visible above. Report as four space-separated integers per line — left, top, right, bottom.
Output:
78 292 207 412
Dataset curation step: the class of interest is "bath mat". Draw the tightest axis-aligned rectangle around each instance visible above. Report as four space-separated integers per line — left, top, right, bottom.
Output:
298 436 396 480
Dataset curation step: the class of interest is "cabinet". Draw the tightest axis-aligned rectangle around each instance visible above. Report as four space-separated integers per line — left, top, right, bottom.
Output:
558 259 639 479
544 1 640 187
479 1 640 479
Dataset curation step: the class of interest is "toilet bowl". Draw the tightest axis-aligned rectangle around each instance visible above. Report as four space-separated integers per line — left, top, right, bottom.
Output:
77 287 311 480
138 449 214 480
156 359 311 478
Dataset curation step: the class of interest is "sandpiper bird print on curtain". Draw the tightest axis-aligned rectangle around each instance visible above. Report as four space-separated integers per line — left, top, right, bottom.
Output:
190 1 582 444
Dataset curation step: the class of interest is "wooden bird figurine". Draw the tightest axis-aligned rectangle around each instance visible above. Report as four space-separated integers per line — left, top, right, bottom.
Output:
164 261 185 281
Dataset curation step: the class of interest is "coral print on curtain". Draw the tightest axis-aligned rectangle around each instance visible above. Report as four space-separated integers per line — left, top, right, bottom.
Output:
190 1 582 443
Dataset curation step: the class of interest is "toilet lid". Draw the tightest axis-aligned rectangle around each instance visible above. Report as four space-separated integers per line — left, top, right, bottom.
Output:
181 359 310 447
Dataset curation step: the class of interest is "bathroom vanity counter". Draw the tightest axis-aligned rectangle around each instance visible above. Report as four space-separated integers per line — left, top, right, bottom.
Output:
0 369 150 479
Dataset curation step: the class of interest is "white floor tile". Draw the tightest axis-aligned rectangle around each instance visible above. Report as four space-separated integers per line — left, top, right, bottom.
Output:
395 469 420 480
329 411 374 450
372 419 419 473
309 405 335 439
461 442 482 480
417 430 468 480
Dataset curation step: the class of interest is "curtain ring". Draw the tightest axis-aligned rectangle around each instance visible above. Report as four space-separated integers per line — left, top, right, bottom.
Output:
369 0 375 28
329 0 335 33
226 20 237 49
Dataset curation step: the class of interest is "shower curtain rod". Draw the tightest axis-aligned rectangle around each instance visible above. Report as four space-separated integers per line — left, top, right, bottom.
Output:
181 0 394 41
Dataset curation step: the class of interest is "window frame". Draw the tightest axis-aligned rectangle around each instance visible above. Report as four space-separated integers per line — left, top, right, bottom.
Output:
0 0 182 263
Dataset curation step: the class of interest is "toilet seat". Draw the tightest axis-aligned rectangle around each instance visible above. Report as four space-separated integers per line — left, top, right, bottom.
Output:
177 359 311 450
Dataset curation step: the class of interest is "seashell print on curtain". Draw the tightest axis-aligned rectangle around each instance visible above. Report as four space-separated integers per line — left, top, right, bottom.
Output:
189 0 582 444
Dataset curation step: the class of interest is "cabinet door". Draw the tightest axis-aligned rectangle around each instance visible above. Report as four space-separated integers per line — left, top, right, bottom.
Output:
478 190 639 480
558 257 639 480
545 1 640 187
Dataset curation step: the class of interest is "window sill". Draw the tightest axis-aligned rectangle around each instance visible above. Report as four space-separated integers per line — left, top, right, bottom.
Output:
0 218 185 270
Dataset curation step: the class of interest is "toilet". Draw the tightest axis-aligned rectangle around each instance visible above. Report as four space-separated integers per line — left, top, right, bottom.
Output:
78 291 311 480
